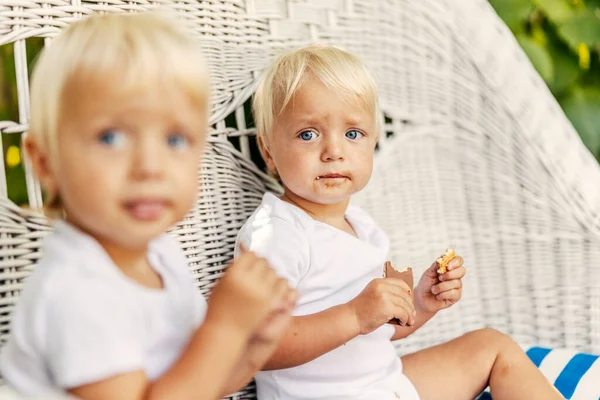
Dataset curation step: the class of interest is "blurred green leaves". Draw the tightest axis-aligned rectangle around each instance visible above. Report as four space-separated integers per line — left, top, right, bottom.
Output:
490 0 600 161
533 0 575 23
0 38 44 206
517 35 555 80
562 87 600 151
492 0 535 30
559 12 600 49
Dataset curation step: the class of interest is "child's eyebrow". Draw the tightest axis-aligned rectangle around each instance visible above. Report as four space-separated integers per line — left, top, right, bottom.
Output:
345 116 367 126
285 113 372 131
280 116 320 133
291 115 322 126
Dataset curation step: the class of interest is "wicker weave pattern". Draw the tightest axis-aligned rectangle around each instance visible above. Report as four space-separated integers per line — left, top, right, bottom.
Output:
0 0 599 398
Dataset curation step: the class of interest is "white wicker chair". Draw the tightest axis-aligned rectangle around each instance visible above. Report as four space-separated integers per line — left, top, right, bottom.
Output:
0 0 599 398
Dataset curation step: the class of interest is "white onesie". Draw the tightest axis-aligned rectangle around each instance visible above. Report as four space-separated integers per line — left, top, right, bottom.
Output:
235 192 420 400
0 221 207 395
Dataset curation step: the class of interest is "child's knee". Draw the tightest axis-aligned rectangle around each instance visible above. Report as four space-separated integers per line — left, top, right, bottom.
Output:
465 328 516 352
466 327 505 340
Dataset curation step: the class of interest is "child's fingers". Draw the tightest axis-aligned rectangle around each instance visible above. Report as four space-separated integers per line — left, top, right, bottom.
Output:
232 249 258 270
241 252 274 279
239 243 248 254
446 255 464 271
261 262 279 283
389 306 411 326
391 301 416 326
237 253 278 289
270 278 297 311
439 265 466 281
435 288 462 302
286 288 299 308
390 292 415 311
431 279 462 295
383 278 413 294
424 261 440 277
270 279 288 309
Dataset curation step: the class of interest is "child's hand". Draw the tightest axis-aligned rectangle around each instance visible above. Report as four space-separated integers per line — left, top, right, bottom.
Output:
348 278 415 335
414 254 466 314
251 287 298 344
205 251 289 337
242 287 298 370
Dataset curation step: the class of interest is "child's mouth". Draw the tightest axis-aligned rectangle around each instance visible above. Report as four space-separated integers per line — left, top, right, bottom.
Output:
316 173 349 180
124 199 168 221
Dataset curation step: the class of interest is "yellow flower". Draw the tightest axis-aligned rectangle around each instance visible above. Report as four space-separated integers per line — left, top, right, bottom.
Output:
532 26 547 46
577 43 590 70
6 145 21 168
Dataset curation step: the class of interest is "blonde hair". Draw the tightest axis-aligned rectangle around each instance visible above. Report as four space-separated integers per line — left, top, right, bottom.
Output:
28 11 210 211
253 44 380 148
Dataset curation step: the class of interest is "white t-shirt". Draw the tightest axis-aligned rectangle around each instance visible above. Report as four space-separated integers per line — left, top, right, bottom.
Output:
235 193 420 400
0 221 207 395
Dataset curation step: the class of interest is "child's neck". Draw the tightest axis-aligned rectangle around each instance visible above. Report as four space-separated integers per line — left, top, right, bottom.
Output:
96 236 164 290
66 217 164 289
281 189 356 236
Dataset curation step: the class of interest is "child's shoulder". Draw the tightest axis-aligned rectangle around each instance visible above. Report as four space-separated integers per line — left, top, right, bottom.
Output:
236 192 311 256
23 222 185 315
21 223 129 308
9 231 128 352
240 192 313 235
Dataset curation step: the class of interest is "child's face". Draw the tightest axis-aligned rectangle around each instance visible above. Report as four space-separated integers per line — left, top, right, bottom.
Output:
265 74 378 205
37 78 206 249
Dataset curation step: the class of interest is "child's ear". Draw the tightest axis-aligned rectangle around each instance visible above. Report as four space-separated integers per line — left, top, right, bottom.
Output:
23 133 58 200
257 136 277 173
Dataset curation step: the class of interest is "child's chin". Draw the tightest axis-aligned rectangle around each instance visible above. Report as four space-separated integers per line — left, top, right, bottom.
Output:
113 222 171 246
308 192 354 205
117 231 163 248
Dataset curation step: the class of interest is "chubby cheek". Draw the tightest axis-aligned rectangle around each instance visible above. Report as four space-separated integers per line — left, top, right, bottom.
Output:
58 154 108 200
353 152 374 189
174 164 200 214
276 153 315 186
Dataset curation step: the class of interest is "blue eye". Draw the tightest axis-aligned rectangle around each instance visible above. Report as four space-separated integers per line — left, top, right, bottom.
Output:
299 130 317 141
167 133 189 150
98 129 126 148
345 130 364 140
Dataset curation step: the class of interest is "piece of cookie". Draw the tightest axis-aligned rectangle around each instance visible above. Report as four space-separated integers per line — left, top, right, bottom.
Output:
383 261 414 326
384 261 414 288
436 248 455 274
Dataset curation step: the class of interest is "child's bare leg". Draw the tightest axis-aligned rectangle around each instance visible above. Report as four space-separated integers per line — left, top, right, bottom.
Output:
401 328 563 400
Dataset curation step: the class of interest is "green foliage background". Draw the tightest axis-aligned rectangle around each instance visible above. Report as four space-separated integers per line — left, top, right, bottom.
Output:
0 2 599 206
490 0 600 162
0 38 44 207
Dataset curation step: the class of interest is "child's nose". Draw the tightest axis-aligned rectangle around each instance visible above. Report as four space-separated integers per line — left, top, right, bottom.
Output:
132 139 165 179
321 136 344 162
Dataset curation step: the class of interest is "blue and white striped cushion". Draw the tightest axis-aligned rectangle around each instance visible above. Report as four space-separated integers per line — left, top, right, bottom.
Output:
479 347 600 399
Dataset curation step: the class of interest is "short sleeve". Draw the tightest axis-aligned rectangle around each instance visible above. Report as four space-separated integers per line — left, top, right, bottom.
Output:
236 218 310 287
44 280 145 389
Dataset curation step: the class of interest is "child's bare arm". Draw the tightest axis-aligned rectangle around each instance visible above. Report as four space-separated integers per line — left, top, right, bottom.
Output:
263 278 415 370
391 309 436 340
221 287 298 394
69 252 287 400
70 321 248 400
262 303 358 370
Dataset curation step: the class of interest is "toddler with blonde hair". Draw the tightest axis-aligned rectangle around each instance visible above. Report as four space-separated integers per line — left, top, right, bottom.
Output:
236 44 563 400
1 12 295 400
